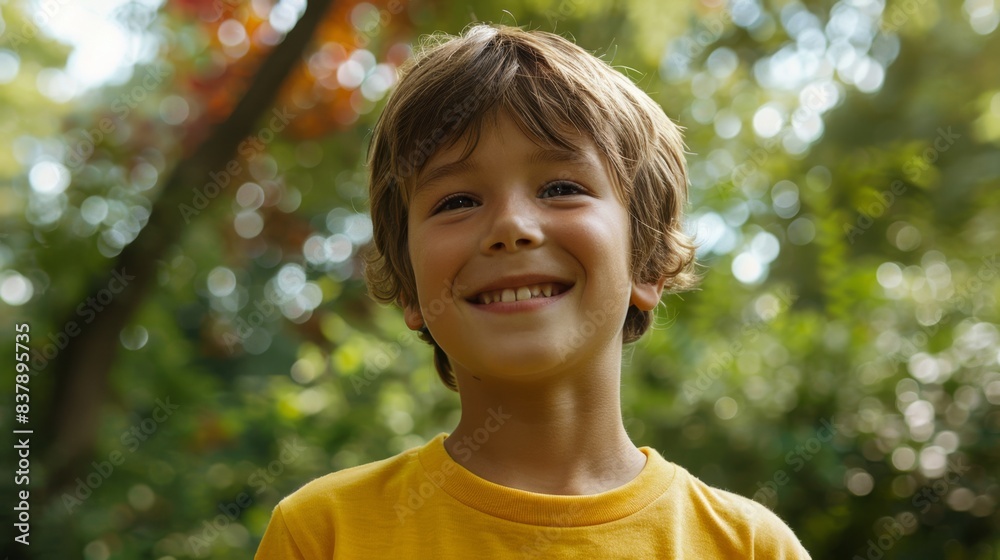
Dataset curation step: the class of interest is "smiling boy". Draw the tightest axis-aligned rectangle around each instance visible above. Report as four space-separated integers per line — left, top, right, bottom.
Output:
255 23 811 558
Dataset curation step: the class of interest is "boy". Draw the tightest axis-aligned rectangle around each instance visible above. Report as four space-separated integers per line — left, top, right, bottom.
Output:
255 23 812 558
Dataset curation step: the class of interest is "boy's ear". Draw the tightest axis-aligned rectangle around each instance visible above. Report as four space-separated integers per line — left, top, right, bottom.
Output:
400 294 424 330
629 276 669 311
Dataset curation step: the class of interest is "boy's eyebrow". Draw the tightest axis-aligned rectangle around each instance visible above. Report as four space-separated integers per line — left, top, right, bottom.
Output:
529 147 597 169
416 158 478 193
416 148 597 193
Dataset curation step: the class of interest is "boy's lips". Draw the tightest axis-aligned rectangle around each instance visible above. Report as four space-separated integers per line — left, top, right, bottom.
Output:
465 274 574 304
467 284 573 313
473 282 571 304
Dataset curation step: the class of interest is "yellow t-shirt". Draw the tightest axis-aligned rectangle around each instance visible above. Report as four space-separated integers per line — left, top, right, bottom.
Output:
254 433 811 559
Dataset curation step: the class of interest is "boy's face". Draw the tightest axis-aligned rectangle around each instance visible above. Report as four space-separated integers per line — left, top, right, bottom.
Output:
404 111 665 381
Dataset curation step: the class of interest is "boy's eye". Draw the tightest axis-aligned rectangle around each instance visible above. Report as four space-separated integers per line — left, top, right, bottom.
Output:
539 181 585 198
433 194 478 213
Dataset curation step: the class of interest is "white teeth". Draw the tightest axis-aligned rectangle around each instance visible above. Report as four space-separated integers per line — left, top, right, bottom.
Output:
477 282 565 304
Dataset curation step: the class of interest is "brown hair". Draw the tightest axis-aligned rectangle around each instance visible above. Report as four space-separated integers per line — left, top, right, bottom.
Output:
363 23 699 391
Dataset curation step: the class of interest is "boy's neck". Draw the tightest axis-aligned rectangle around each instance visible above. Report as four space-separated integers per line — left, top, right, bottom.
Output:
442 358 647 496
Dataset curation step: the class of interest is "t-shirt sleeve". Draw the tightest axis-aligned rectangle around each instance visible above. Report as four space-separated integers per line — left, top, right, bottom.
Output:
748 501 813 559
254 503 308 560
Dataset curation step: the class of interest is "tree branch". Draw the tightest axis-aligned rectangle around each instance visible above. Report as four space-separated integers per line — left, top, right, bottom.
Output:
38 0 336 504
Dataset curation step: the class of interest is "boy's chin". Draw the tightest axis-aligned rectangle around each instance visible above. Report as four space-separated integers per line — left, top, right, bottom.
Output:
455 350 582 385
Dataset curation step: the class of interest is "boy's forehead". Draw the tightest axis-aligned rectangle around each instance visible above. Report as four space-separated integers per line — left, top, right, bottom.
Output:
417 146 599 187
412 117 604 192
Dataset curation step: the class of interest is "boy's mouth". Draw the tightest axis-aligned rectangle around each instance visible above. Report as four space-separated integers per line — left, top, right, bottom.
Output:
472 282 571 305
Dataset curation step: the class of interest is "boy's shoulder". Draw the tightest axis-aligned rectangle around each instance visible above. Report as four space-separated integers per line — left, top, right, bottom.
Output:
254 441 431 559
664 459 810 556
280 439 424 511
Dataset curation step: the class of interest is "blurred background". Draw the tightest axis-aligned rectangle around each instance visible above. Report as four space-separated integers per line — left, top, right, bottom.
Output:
0 0 998 557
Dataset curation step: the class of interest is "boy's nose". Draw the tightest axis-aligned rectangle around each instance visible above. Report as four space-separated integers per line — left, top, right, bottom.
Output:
481 196 543 253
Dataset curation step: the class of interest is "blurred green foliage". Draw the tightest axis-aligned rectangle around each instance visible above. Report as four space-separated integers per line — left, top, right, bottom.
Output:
0 0 998 558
